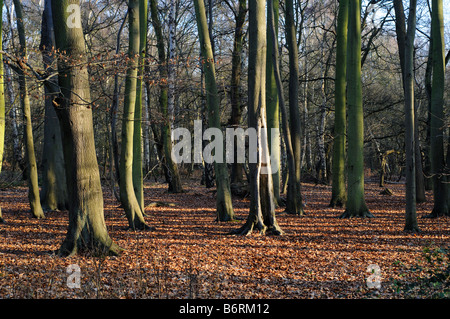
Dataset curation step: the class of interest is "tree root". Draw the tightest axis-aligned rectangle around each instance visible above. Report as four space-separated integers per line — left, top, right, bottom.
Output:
339 209 374 219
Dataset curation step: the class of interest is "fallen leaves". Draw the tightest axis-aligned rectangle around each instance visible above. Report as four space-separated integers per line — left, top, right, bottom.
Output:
0 179 449 299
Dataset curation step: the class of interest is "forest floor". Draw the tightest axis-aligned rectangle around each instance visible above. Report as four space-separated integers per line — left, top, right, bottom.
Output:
0 174 449 299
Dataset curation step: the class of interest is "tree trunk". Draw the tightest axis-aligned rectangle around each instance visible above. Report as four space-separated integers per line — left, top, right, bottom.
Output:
149 0 183 193
0 0 4 223
340 0 372 218
120 0 151 230
284 0 303 215
266 0 281 205
229 0 246 185
194 0 235 222
393 0 426 204
232 0 282 235
13 0 45 219
403 0 419 232
51 0 121 256
330 0 348 208
40 0 68 212
427 0 448 217
132 0 148 211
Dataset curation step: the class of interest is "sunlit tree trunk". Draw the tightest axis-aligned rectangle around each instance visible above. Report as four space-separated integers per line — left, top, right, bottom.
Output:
428 0 448 217
266 0 281 205
232 0 283 235
13 0 45 219
340 0 372 218
194 0 235 222
51 0 121 256
120 0 150 230
330 0 348 208
132 0 148 211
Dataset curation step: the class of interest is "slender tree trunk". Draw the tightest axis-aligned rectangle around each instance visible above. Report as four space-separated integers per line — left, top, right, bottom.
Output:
229 0 246 185
330 0 348 207
132 0 148 211
13 0 45 219
0 0 4 223
284 0 303 215
403 0 419 232
393 0 426 204
340 0 372 218
120 0 151 230
40 0 68 212
427 0 448 217
51 0 121 256
149 0 183 193
232 0 282 235
194 0 235 222
268 0 301 216
266 0 281 205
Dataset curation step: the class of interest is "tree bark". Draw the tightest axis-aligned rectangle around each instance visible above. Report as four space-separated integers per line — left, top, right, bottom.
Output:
120 0 151 230
403 0 419 232
132 0 148 211
232 0 283 235
340 0 372 218
284 0 304 215
13 0 45 219
229 0 246 185
194 0 235 222
40 0 68 212
51 0 121 256
266 0 281 205
330 0 348 207
427 0 448 217
149 0 183 193
0 0 4 223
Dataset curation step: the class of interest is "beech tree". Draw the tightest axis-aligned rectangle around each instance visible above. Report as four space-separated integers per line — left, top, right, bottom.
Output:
132 0 149 212
340 0 372 218
428 0 449 217
232 0 282 236
402 0 419 231
51 0 121 256
40 0 68 212
329 0 348 208
0 0 4 223
149 0 183 193
119 0 151 230
193 0 235 222
13 0 45 219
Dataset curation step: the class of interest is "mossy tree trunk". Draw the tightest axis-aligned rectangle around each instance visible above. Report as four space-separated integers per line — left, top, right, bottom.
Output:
340 0 372 218
232 0 283 236
51 0 121 256
229 0 246 185
120 0 151 230
193 0 235 222
284 0 303 215
427 0 448 217
330 0 348 208
132 0 148 212
13 0 45 219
